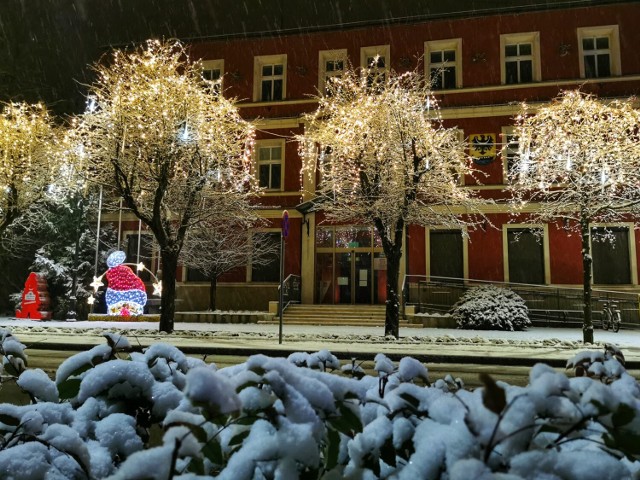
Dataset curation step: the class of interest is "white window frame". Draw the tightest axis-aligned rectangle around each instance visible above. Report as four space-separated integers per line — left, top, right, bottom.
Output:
501 126 519 183
577 25 621 78
318 49 348 95
360 45 390 86
201 59 224 94
425 38 462 89
500 32 541 85
502 224 550 285
253 54 287 102
255 139 285 191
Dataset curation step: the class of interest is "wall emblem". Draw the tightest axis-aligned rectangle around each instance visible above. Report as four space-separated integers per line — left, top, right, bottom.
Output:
470 133 496 165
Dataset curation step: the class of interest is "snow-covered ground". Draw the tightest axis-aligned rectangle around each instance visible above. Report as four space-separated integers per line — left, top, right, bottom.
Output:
0 316 637 345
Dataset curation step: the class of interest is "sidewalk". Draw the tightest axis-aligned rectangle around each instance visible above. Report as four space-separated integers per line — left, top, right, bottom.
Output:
1 317 639 368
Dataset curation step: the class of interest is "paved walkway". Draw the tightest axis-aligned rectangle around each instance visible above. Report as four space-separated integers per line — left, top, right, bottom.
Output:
1 317 638 367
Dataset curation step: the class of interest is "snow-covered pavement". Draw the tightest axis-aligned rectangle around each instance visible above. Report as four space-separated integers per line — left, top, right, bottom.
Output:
1 317 639 364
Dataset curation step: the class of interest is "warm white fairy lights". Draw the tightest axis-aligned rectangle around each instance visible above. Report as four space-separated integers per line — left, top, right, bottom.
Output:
509 90 640 226
508 90 640 344
69 39 257 327
297 66 484 337
0 102 59 235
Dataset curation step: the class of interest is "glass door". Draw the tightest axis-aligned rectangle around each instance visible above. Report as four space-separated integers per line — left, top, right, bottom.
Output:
355 252 372 304
336 252 352 304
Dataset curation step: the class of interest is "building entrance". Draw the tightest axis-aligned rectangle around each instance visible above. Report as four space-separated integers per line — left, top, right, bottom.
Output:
315 226 386 305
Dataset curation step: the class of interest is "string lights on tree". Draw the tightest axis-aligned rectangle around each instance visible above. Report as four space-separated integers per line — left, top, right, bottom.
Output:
0 102 59 240
71 39 257 333
508 90 640 344
299 65 484 338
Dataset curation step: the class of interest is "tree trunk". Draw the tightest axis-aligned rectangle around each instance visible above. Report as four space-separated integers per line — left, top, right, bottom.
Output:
581 219 594 344
209 275 217 311
159 248 179 333
385 248 401 338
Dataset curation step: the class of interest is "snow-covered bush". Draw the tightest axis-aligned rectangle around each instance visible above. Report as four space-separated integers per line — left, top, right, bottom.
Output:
452 284 531 331
1 330 639 479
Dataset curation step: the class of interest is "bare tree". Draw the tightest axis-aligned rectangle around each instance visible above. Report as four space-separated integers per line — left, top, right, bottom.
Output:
299 67 483 338
0 102 59 240
508 90 640 344
180 219 280 311
74 40 256 333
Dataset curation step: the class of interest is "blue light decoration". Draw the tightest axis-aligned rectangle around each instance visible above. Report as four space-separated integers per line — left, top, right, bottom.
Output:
88 250 162 316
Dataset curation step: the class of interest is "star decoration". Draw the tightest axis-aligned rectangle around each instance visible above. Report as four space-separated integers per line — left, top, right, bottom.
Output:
136 262 145 272
153 281 162 296
87 296 95 305
90 276 104 292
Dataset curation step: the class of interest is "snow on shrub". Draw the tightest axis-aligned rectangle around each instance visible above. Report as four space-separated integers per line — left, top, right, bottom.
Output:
452 284 531 331
0 332 639 479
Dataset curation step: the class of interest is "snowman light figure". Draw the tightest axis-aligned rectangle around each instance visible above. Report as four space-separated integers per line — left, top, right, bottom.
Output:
89 250 161 316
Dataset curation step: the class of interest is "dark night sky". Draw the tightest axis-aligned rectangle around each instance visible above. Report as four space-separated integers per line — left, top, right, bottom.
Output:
0 0 625 115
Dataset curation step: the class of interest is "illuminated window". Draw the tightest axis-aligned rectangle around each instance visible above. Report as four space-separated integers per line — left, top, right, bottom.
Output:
254 55 287 101
425 39 462 89
578 26 620 78
500 32 540 84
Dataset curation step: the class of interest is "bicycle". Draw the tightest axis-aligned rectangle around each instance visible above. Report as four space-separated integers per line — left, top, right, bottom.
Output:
601 301 622 333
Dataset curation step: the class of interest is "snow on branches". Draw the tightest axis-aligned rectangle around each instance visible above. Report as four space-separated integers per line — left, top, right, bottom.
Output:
0 102 59 237
508 90 640 343
298 66 485 337
70 39 258 332
509 90 640 226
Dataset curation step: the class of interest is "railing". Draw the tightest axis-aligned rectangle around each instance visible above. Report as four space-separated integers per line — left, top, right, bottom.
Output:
402 275 640 328
278 274 301 314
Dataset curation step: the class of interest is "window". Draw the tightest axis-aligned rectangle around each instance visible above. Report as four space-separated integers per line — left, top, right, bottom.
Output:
501 127 519 182
254 55 287 102
251 231 281 282
256 139 284 190
125 234 154 282
201 59 223 95
318 49 347 94
452 129 465 186
500 32 540 84
360 45 390 90
429 229 464 281
504 227 547 284
186 267 209 282
425 39 462 89
578 26 621 78
592 226 632 284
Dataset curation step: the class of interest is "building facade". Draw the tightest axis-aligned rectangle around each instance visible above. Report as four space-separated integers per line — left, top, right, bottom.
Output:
116 1 640 312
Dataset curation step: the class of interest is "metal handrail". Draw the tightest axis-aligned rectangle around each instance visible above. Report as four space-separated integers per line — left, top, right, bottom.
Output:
401 274 640 327
278 274 301 314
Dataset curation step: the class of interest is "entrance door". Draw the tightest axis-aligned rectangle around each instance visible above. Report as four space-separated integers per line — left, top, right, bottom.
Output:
336 253 352 304
335 252 373 304
355 252 372 304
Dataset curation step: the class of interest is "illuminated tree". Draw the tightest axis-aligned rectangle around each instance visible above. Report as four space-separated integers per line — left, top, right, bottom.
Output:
300 67 483 338
180 220 280 311
508 90 640 344
0 102 58 240
75 40 256 333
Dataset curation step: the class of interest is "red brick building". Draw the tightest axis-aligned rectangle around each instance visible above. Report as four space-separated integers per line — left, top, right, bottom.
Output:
118 0 640 312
